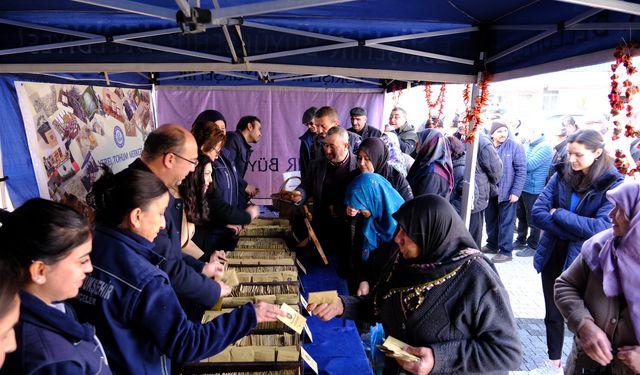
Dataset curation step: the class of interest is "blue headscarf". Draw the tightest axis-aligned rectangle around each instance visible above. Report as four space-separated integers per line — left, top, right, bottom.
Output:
345 172 404 260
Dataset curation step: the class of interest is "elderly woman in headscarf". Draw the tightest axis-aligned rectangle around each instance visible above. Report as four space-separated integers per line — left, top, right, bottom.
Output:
555 181 640 375
381 131 414 176
407 129 454 199
310 194 523 375
356 137 413 201
345 172 404 296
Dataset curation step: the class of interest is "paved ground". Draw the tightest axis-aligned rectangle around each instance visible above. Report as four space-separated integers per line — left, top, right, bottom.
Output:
492 250 574 373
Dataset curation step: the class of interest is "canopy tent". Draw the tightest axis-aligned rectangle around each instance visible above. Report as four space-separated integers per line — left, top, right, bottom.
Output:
1 0 639 207
0 0 639 85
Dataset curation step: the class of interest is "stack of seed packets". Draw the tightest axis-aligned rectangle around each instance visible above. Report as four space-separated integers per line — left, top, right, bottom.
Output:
378 336 420 363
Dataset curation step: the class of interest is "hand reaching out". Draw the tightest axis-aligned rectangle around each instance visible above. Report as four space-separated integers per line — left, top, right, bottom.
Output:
253 302 286 323
307 298 344 320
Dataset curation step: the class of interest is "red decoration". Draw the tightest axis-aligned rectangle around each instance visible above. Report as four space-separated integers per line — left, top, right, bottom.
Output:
424 82 447 127
462 75 491 143
609 43 640 175
391 81 404 107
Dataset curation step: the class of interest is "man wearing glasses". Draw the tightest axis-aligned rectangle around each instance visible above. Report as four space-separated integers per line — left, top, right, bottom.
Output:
126 124 224 319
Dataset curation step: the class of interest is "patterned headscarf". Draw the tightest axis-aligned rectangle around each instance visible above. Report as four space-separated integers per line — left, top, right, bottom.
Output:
381 132 407 176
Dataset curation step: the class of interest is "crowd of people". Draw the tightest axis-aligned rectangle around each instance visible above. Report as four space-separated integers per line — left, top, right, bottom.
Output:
0 104 638 375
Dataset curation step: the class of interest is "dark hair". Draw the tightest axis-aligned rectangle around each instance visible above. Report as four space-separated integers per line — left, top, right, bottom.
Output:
0 199 92 269
141 124 187 160
564 129 612 193
0 256 21 316
314 106 338 121
236 115 261 132
89 167 169 226
191 121 226 154
179 154 212 224
446 135 465 159
193 110 226 126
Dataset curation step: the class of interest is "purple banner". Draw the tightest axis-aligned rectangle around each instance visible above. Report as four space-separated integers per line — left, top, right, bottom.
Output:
156 88 384 203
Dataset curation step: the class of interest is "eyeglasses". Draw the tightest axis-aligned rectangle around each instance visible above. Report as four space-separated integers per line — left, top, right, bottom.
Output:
166 152 198 166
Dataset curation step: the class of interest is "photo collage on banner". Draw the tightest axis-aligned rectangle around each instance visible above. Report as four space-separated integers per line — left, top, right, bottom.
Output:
15 82 153 204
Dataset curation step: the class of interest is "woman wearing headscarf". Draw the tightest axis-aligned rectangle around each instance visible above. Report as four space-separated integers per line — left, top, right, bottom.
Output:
345 173 404 295
381 131 413 176
532 129 624 371
310 195 522 375
356 137 413 201
407 129 454 199
555 181 640 374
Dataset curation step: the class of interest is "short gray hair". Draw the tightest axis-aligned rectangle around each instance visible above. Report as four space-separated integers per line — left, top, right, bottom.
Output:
326 126 348 143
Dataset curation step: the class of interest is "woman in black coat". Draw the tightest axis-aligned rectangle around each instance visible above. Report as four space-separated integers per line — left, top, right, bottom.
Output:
309 195 522 374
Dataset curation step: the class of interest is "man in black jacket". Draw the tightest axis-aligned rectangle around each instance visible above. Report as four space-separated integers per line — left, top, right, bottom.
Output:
292 126 358 277
469 132 503 249
224 115 262 206
347 107 381 140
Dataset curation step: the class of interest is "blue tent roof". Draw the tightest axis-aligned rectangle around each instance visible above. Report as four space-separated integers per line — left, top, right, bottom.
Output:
1 0 639 87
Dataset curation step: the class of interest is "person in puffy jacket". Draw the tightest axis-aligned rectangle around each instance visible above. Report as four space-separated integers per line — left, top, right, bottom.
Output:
0 199 111 375
531 129 624 372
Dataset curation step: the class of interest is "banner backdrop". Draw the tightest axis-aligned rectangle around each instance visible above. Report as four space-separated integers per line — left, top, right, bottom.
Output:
156 87 384 204
15 81 153 202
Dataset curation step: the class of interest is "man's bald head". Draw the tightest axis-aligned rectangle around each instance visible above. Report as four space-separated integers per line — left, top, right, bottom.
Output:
141 123 198 188
142 124 194 161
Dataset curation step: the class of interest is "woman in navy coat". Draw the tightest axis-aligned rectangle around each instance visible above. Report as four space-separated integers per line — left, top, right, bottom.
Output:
0 199 111 375
532 129 624 371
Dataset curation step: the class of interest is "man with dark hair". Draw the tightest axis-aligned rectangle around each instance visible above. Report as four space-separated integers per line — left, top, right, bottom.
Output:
291 126 358 278
127 124 226 318
312 106 361 160
299 106 318 178
386 107 418 156
224 115 263 205
347 107 381 139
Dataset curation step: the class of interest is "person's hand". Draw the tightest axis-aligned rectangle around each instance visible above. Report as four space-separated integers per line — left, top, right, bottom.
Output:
307 298 344 320
357 281 369 296
346 207 359 217
617 346 640 373
226 224 242 235
246 205 260 219
215 280 232 297
578 319 613 366
246 184 259 198
508 194 519 203
253 302 286 323
202 261 225 280
210 250 227 265
397 346 435 375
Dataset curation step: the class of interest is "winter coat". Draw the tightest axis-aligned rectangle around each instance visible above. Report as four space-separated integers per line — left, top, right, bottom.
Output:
450 152 466 213
394 122 418 156
555 254 638 375
1 291 111 375
224 130 253 205
531 166 624 273
341 257 522 374
472 133 503 213
299 129 315 178
127 158 220 308
297 153 358 217
495 138 527 203
213 149 243 209
73 226 256 375
547 139 568 182
347 124 382 139
523 137 553 194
